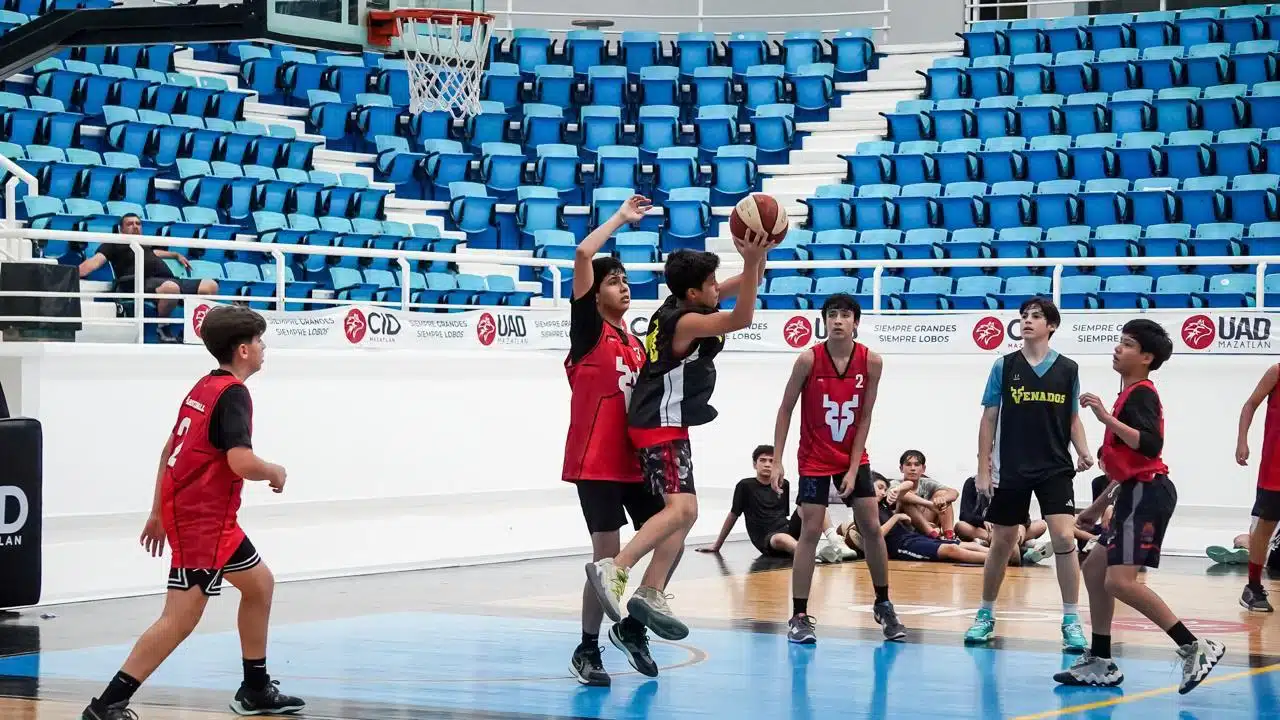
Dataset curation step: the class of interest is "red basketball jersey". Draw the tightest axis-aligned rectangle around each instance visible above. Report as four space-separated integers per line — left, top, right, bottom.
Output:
562 321 646 482
798 342 871 476
161 373 250 569
1259 365 1280 491
1099 379 1168 484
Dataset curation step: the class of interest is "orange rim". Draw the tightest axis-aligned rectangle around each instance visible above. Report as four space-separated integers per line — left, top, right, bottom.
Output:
368 8 494 47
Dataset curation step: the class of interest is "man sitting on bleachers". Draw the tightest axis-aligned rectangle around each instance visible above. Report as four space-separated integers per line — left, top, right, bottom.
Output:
78 213 218 339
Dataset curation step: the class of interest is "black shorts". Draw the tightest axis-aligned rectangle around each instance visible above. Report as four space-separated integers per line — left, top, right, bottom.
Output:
117 276 202 296
574 479 666 534
1101 475 1177 569
759 512 804 557
797 465 873 506
889 533 958 562
638 439 696 496
1252 487 1280 522
167 536 261 597
985 472 1077 527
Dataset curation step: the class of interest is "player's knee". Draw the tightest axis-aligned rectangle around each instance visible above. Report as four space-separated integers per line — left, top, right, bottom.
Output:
669 495 698 526
1102 572 1128 597
1050 534 1077 555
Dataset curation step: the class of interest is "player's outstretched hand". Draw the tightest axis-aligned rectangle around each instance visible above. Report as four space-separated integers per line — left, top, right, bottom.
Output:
733 228 773 262
616 194 652 224
266 463 287 493
1078 392 1108 421
1237 441 1250 466
140 513 165 557
695 546 721 554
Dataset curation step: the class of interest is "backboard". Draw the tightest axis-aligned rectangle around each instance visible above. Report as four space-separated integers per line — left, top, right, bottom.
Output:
265 0 488 53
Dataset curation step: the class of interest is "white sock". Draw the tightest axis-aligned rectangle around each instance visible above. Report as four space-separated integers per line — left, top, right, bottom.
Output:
1063 603 1079 618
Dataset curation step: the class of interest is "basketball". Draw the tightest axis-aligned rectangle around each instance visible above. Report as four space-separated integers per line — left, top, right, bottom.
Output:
729 193 789 245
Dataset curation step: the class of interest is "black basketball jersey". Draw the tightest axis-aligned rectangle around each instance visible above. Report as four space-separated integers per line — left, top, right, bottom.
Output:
995 350 1077 488
628 296 725 429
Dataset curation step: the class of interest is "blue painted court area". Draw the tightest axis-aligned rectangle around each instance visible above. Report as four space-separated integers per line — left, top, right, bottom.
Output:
2 612 1277 719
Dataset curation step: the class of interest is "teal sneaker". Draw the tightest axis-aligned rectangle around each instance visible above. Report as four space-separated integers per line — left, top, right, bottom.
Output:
964 608 995 645
1206 545 1250 565
1062 615 1088 653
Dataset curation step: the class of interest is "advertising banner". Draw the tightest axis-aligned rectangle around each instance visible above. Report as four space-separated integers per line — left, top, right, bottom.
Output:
183 300 1280 356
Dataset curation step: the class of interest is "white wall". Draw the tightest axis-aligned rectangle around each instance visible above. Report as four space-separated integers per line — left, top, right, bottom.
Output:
2 342 1268 603
9 343 1268 517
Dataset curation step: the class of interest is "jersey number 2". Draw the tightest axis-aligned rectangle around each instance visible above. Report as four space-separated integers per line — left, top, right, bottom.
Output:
167 416 192 468
823 395 858 443
616 356 638 405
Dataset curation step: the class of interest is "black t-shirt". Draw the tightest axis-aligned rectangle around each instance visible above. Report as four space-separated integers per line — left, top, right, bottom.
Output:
732 477 791 548
1114 384 1163 458
98 242 174 281
207 370 252 451
878 501 912 548
568 293 627 365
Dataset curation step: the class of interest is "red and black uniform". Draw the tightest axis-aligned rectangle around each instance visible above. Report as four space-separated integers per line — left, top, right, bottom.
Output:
162 370 261 596
796 341 874 506
564 296 663 533
1098 379 1176 569
1253 364 1280 521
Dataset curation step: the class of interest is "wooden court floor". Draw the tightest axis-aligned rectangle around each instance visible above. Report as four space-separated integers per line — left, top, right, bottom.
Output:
2 543 1278 719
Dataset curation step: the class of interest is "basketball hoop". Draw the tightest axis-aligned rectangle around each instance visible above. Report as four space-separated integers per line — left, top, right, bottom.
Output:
367 7 494 120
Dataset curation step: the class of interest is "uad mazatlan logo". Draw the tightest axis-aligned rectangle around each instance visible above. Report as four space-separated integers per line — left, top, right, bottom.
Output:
476 313 529 346
972 316 1005 351
192 304 211 338
782 316 813 348
343 308 367 344
1181 314 1273 351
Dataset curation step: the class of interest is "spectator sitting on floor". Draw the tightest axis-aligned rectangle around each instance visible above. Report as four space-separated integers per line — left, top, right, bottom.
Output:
1207 528 1280 568
840 474 1005 566
888 450 959 539
77 213 218 339
698 445 859 563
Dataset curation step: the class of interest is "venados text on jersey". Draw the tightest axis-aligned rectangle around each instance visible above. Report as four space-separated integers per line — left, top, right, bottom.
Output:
1009 387 1068 405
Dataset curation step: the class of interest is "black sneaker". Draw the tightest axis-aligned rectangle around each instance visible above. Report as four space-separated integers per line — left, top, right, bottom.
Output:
82 701 138 720
570 643 610 687
874 600 907 641
609 620 659 677
229 679 306 716
1241 584 1274 613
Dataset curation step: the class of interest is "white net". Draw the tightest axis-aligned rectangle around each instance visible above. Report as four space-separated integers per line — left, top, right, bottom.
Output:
397 13 493 120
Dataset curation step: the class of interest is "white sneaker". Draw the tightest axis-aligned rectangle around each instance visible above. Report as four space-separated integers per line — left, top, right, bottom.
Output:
815 536 841 564
1022 537 1053 565
585 559 628 622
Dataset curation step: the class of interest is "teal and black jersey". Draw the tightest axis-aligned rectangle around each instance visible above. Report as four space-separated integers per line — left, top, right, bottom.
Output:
982 349 1079 489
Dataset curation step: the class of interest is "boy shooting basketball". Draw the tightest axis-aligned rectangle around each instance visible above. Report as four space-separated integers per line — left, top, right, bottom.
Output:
966 297 1095 652
83 306 303 720
1234 363 1280 613
586 230 773 642
563 195 668 686
769 293 906 644
1056 319 1225 693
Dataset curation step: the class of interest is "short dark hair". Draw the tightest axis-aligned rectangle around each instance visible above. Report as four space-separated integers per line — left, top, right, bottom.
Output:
1020 296 1061 335
589 256 626 296
201 306 266 364
120 212 141 226
821 293 861 321
871 471 890 487
1122 318 1173 371
899 449 925 466
664 249 720 301
752 444 774 462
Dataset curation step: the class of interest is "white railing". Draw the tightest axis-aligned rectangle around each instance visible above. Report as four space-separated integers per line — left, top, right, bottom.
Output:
493 0 891 39
1 224 1276 342
963 0 1175 30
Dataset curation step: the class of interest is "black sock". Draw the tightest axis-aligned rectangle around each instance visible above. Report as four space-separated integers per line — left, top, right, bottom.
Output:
1166 621 1197 648
94 671 141 708
793 598 808 616
242 658 268 691
1091 633 1112 659
619 615 645 634
874 585 890 604
580 632 599 648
